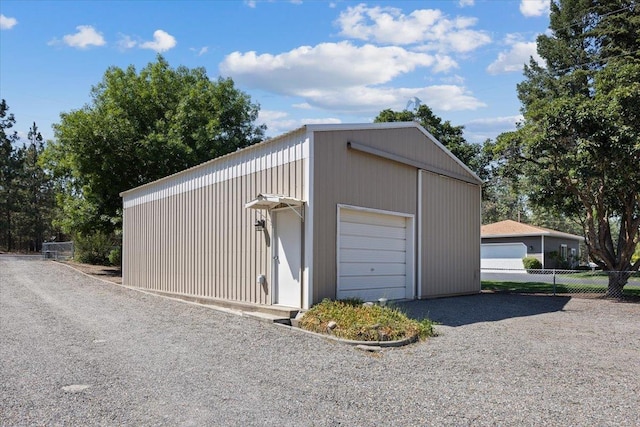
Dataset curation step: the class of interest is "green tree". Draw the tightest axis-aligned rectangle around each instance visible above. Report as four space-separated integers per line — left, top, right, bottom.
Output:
494 0 640 297
0 104 55 252
481 135 529 224
44 56 265 236
0 100 21 251
12 123 56 251
374 105 485 177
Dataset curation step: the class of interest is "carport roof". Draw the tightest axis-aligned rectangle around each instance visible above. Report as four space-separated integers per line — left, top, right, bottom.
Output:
481 220 584 241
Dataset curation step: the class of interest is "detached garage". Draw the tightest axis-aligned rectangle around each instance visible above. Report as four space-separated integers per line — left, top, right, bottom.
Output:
121 122 482 311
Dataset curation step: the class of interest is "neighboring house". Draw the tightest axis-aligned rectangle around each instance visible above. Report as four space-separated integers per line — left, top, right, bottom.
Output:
120 122 483 312
481 220 584 270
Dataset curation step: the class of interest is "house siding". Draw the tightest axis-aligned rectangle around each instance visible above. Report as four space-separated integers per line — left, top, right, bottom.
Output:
480 235 582 269
122 130 307 305
311 128 481 302
420 170 481 297
312 129 418 302
121 122 483 309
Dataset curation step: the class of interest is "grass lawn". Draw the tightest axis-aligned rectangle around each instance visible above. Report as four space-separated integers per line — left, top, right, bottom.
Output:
299 298 435 342
560 271 640 282
482 280 640 297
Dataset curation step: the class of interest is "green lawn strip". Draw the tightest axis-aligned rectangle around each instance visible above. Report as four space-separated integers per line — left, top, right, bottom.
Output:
560 271 640 282
482 280 640 297
299 298 435 342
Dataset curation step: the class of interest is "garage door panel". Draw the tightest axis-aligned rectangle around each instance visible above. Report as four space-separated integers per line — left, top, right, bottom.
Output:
340 222 406 240
339 275 406 290
481 243 527 271
338 287 406 301
340 249 406 263
340 235 406 251
340 262 406 276
340 210 406 228
338 207 412 302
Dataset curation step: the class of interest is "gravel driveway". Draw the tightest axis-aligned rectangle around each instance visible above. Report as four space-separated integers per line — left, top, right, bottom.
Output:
1 256 639 426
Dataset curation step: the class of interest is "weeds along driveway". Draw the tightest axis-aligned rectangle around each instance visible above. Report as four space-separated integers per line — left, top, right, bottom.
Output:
1 255 639 426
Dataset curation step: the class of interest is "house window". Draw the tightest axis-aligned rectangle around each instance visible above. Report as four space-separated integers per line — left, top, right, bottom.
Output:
560 244 568 260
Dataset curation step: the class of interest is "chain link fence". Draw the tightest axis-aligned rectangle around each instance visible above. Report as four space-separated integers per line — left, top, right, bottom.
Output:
42 241 74 261
481 268 640 298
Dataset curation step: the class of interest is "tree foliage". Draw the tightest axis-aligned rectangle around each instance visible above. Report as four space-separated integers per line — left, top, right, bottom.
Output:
374 105 486 177
493 0 640 296
0 101 56 251
374 104 511 224
44 56 265 235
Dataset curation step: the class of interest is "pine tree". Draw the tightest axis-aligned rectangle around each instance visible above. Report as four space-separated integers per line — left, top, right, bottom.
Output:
495 0 640 296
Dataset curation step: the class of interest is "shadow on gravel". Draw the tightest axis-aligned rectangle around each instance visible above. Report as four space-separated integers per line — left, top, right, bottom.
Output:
396 293 571 327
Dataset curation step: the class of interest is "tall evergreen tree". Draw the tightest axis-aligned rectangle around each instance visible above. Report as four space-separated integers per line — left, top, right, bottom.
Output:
0 100 21 251
14 123 55 251
494 0 640 296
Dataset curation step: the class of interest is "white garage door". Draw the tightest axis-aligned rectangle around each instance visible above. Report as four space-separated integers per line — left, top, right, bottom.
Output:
481 243 527 271
337 207 413 301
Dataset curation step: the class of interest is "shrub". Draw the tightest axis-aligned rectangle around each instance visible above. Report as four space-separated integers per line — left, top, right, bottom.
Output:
108 246 122 267
299 298 435 342
74 232 114 265
522 256 542 270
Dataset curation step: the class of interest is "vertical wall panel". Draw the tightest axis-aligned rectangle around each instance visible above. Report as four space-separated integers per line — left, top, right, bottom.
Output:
420 170 481 297
312 130 418 302
311 129 481 302
121 129 307 306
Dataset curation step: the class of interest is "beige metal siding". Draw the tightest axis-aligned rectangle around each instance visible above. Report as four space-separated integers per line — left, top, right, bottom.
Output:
345 127 475 181
122 131 306 306
312 130 418 302
420 170 481 297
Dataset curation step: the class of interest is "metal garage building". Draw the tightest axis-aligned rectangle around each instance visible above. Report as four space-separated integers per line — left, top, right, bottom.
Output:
121 122 482 310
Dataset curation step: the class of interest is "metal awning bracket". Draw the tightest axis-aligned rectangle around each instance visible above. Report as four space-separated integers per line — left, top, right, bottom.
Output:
245 193 305 221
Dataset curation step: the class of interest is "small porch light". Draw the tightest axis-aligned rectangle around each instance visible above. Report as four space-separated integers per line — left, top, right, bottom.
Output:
254 219 265 232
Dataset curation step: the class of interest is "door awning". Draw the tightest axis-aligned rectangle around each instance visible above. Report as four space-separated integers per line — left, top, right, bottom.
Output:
244 194 304 210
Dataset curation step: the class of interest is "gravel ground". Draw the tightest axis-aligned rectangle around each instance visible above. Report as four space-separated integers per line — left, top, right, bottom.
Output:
1 255 639 426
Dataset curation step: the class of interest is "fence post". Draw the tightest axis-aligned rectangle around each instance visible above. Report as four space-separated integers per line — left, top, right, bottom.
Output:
552 269 556 296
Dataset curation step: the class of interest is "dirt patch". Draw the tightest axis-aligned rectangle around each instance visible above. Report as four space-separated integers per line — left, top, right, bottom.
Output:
63 261 122 284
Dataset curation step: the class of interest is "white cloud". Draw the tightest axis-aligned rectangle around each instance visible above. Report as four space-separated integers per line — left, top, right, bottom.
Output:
441 74 465 85
520 0 549 17
140 30 176 52
487 36 543 74
293 103 313 109
56 25 106 49
335 4 490 53
190 46 208 56
117 34 137 50
259 109 342 137
459 0 475 6
0 14 18 30
221 41 451 92
463 115 523 143
221 41 484 115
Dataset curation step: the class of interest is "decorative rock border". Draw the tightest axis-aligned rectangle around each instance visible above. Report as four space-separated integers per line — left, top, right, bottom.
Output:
274 321 419 348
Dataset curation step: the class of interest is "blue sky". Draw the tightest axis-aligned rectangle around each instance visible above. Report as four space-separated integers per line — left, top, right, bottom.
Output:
0 0 551 144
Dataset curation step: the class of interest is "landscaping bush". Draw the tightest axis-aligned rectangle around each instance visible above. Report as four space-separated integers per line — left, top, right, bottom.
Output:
522 256 542 270
108 246 122 267
74 232 114 265
299 298 435 342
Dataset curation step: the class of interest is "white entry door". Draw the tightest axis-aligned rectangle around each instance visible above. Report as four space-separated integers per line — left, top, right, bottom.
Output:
273 209 301 307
